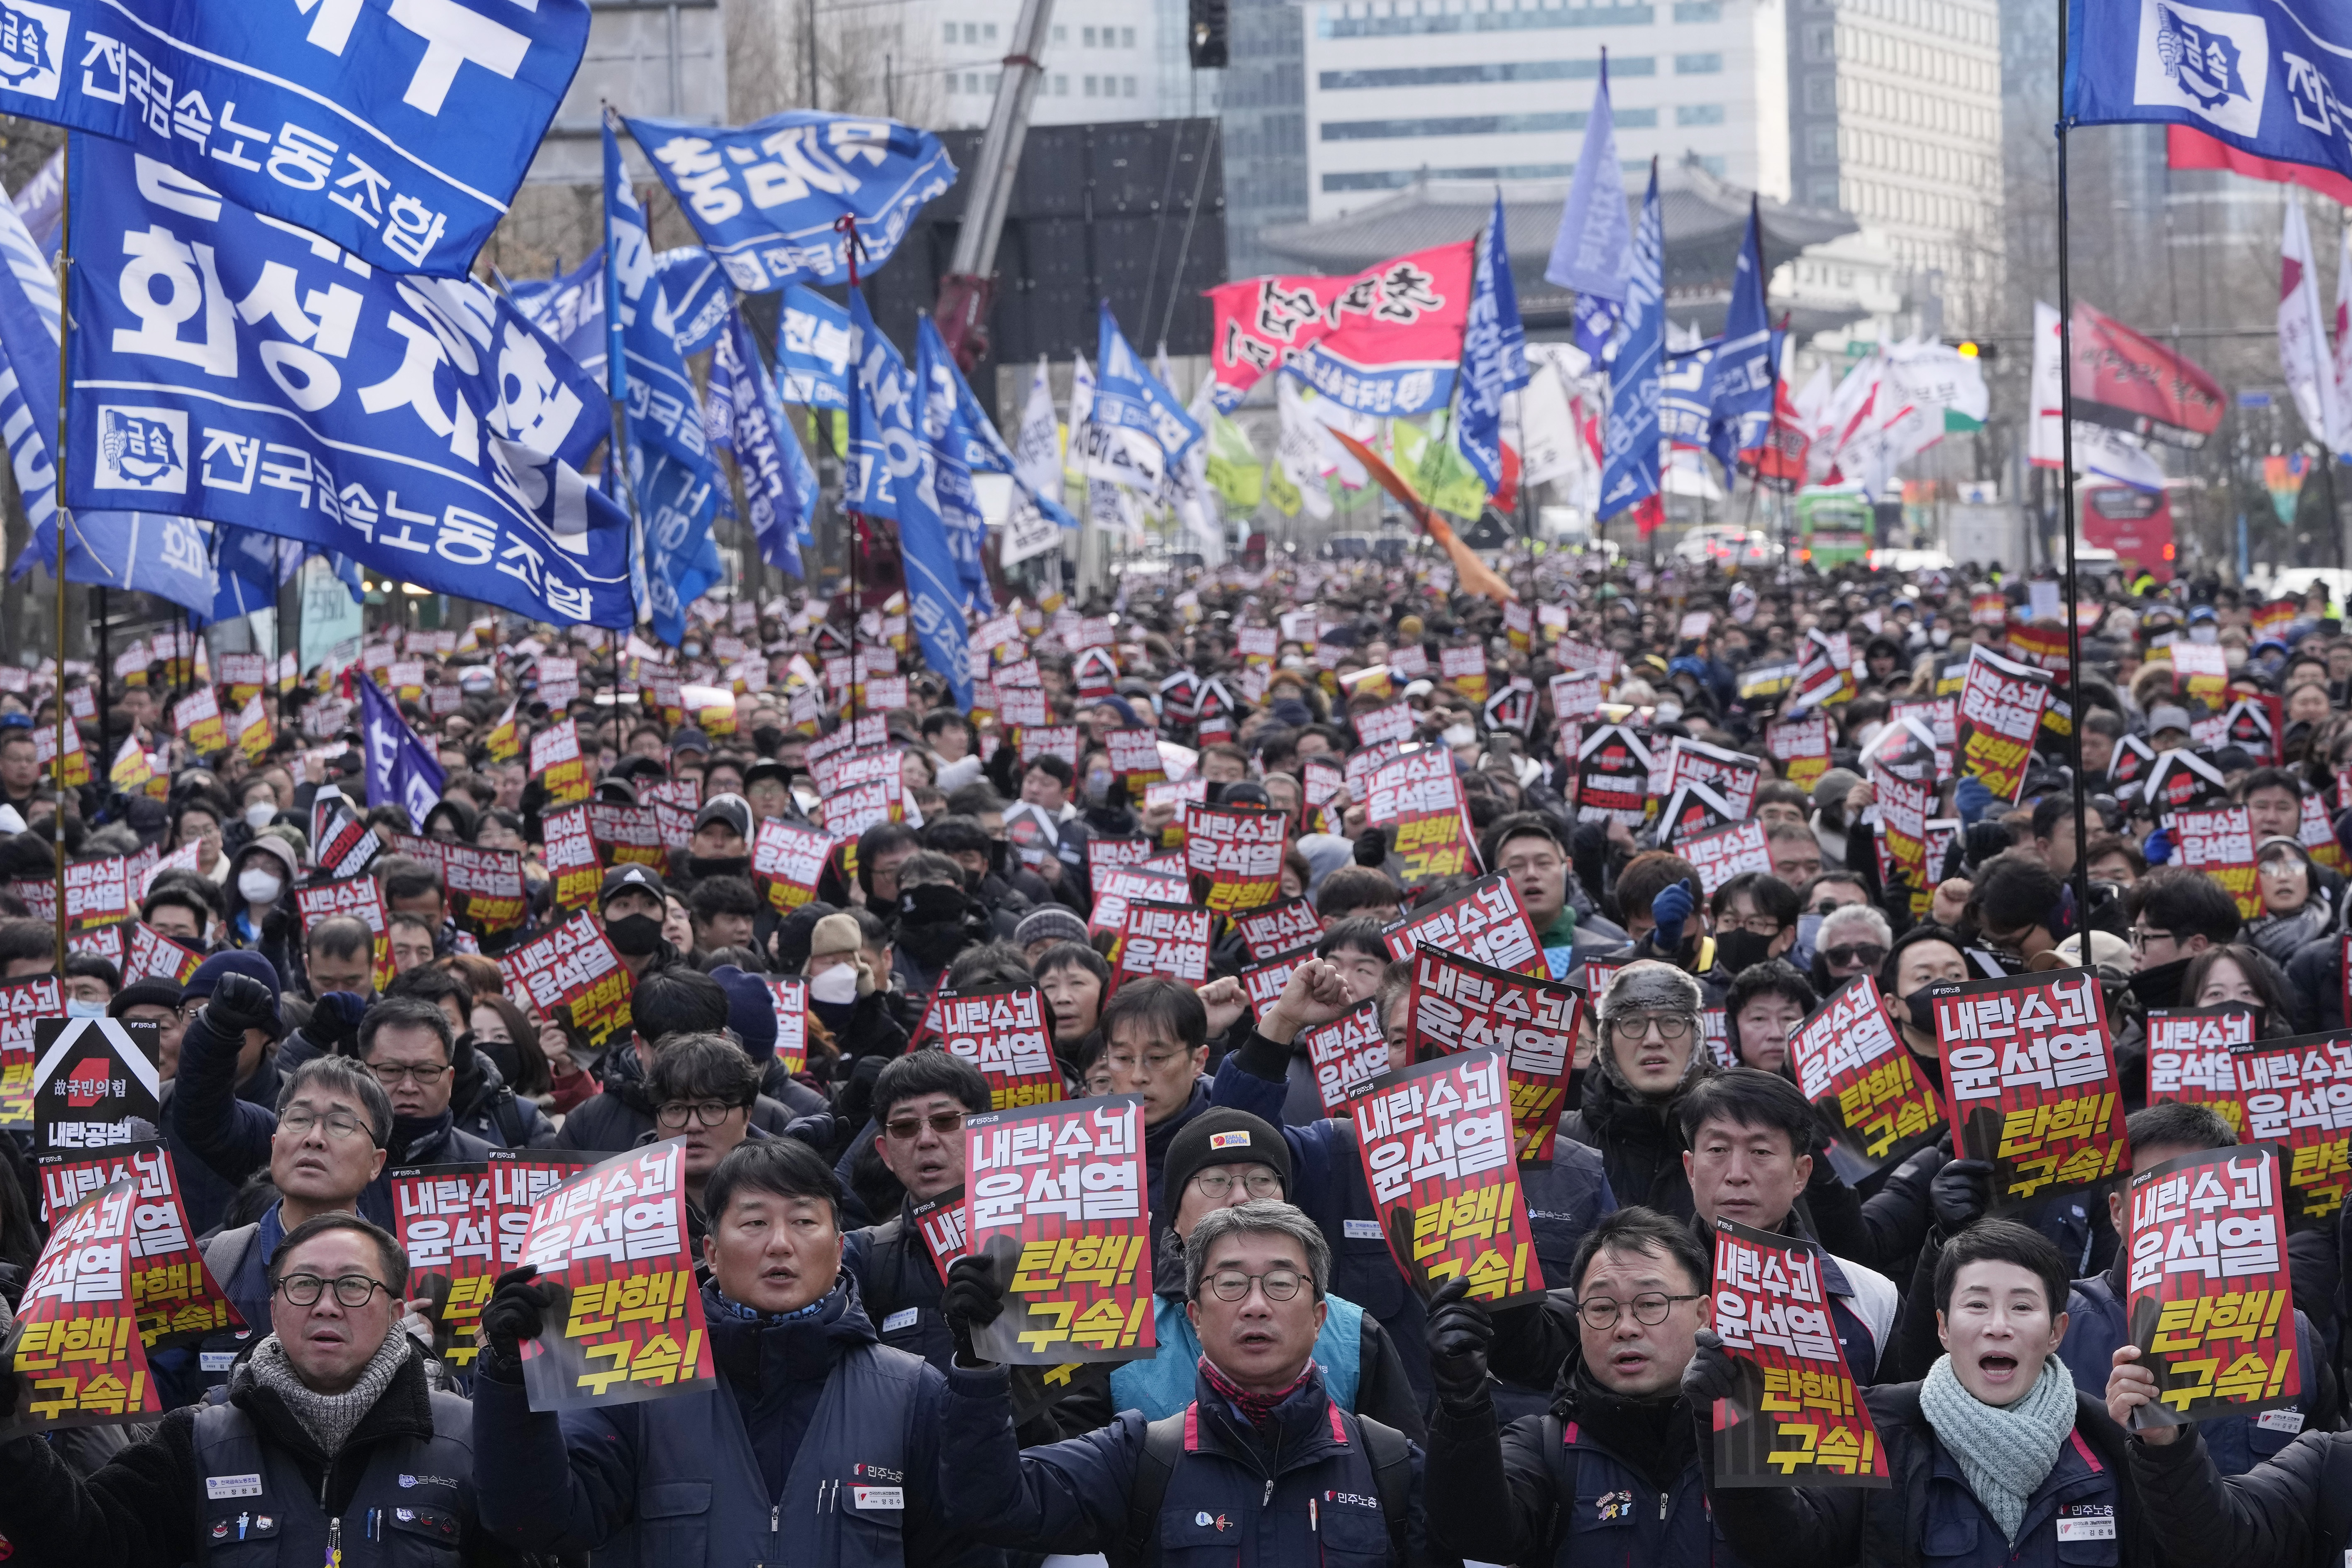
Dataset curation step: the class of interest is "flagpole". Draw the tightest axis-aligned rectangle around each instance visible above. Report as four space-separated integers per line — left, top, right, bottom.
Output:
50 136 69 966
836 214 864 742
2053 0 2093 947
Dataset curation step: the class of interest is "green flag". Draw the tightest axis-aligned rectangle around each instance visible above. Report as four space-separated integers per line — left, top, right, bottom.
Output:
1391 415 1492 519
1204 409 1265 510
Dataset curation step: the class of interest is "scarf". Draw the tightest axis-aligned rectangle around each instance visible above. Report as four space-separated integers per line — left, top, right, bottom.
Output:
1917 1354 2077 1545
234 1324 409 1458
1199 1354 1312 1432
711 1287 831 1326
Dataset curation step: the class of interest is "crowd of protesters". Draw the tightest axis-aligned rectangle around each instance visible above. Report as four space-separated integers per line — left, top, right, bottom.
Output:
0 542 2351 1565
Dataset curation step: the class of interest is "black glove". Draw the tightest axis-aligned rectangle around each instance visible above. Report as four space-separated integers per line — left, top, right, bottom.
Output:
780 1111 845 1155
206 972 276 1037
310 991 367 1053
1930 1158 1995 1233
479 1265 551 1367
1424 1277 1494 1407
1680 1328 1740 1407
940 1255 1006 1363
1353 828 1389 867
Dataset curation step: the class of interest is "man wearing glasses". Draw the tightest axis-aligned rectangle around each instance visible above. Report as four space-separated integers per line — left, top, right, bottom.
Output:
1418 1209 1725 1568
0 1213 494 1568
1483 813 1584 978
642 1033 766 1270
1559 962 1717 1218
840 1050 993 1373
936 1201 1434 1564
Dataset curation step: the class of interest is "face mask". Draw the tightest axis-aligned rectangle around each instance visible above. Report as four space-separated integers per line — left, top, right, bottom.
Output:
810 964 859 1004
605 912 664 956
1796 913 1825 956
65 996 104 1018
1929 627 1952 648
1087 769 1112 798
753 725 786 755
244 802 276 828
682 642 704 659
2190 624 2218 645
1654 700 1683 724
237 869 284 905
1714 929 1776 975
1902 988 1936 1033
1443 724 1477 748
686 854 751 881
900 883 969 926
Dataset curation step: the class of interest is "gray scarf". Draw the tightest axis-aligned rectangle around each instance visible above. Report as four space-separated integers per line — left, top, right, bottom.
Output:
1917 1353 2077 1544
232 1325 409 1458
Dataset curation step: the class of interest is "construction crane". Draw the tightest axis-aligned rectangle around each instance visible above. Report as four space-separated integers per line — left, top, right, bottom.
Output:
930 0 1054 376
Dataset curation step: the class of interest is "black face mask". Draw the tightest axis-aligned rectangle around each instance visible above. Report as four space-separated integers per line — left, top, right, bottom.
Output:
1715 929 1777 975
899 882 969 928
753 725 787 755
606 912 664 956
687 854 751 881
1902 988 1936 1033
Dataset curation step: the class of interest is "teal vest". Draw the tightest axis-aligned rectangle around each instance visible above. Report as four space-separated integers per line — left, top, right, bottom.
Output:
1109 1292 1365 1419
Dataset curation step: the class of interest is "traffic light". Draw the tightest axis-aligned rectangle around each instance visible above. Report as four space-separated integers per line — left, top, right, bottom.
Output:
1947 339 1998 361
1189 0 1229 68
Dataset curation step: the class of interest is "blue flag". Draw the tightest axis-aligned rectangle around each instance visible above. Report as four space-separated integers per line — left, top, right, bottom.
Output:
847 291 971 707
18 511 217 617
756 352 820 561
917 317 991 610
778 284 851 409
2065 0 2352 189
357 671 447 830
708 305 807 579
64 133 632 628
0 0 588 277
1081 302 1202 490
1456 190 1529 493
1598 162 1664 519
507 250 608 384
659 248 733 357
1702 200 1778 471
1548 51 1632 363
606 117 723 645
623 112 956 293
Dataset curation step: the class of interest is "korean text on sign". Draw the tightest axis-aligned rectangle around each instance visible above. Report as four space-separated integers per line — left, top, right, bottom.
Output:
1406 946 1581 1163
393 1163 496 1368
2234 1031 2352 1221
0 975 64 1127
2146 1006 2255 1135
517 1142 714 1411
1116 901 1212 987
9 1180 159 1433
1348 1048 1543 1306
1710 1218 1890 1488
37 1141 240 1349
1382 873 1544 977
498 911 635 1051
1934 968 2127 1210
1788 976 1943 1169
2169 807 2260 922
1304 1001 1390 1117
1185 803 1287 913
2125 1144 2298 1427
938 987 1064 1111
1956 645 2052 805
964 1095 1154 1364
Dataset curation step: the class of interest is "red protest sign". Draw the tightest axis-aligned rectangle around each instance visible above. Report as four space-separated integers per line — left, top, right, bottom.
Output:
911 1185 970 1273
2169 806 2259 921
172 689 227 755
1934 968 2128 1211
1709 1218 1892 1487
488 1151 591 1271
0 975 64 1127
1348 1048 1543 1305
964 1094 1154 1363
936 987 1064 1111
1664 738 1760 819
529 718 592 804
1681 821 1773 895
2125 1143 2298 1429
1105 727 1165 789
392 1163 496 1368
1382 873 1544 976
1304 1001 1390 1116
513 1141 715 1410
5 1180 159 1436
1788 977 1943 1171
1407 945 1580 1162
1234 898 1324 963
1185 802 1287 913
1765 713 1832 794
498 911 635 1052
1115 901 1212 987
2146 1006 2255 1134
63 857 129 931
2235 1031 2352 1222
37 1142 241 1350
1087 867 1186 939
1575 724 1654 828
1240 942 1318 1017
1659 781 1741 855
584 803 667 876
541 804 603 911
293 874 393 991
751 819 835 916
1956 645 2053 805
1353 700 1417 748
1391 778 1478 889
765 978 808 1076
388 833 528 938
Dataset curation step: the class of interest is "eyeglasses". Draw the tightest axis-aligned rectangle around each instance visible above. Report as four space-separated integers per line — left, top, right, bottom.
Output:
1822 944 1888 969
275 1273 393 1309
368 1061 449 1086
1204 1267 1308 1302
1720 913 1784 937
885 1109 968 1141
2128 927 2176 950
278 1108 371 1141
1102 1050 1192 1076
657 1100 745 1130
1192 1170 1284 1200
1606 1012 1695 1045
1500 854 1564 878
1574 1292 1705 1329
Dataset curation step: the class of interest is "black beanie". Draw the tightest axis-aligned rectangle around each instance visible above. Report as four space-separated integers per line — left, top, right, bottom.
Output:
1160 1109 1293 1212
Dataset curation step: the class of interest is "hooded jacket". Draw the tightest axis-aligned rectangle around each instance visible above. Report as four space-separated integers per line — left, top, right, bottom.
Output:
1556 1064 1715 1221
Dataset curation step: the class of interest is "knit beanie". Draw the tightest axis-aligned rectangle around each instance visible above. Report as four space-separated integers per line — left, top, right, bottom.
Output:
1161 1109 1294 1212
1014 905 1090 951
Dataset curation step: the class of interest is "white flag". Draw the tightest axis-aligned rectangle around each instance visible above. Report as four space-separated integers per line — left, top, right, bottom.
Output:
1275 378 1336 521
2280 200 2341 452
1012 356 1065 514
2331 221 2352 459
1518 350 1585 487
2029 300 2166 492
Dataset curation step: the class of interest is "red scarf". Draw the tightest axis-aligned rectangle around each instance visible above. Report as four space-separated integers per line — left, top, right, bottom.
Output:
1198 1355 1313 1431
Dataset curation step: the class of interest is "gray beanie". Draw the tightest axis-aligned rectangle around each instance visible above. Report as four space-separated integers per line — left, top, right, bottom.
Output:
1014 905 1091 950
1595 960 1708 1095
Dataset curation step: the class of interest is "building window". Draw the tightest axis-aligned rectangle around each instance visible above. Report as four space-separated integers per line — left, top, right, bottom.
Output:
1674 52 1722 72
1084 75 1097 95
1322 109 1631 139
1807 125 1837 161
1677 103 1725 125
1124 75 1137 95
1318 4 1656 37
1121 26 1136 46
1808 176 1839 206
1317 58 1649 88
964 22 979 42
1051 24 1066 42
1805 23 1834 59
984 22 997 41
943 21 956 43
1053 73 1068 94
1804 76 1836 112
1083 25 1097 45
1673 0 1721 17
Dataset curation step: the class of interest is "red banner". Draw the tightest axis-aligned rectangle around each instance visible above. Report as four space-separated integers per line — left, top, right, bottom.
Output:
1935 968 2128 1211
1382 873 1544 976
936 987 1063 1111
6 1180 159 1434
2125 1143 2298 1427
1348 1048 1543 1305
1406 945 1581 1162
1788 976 1944 1170
542 804 603 912
1185 802 1287 913
393 1162 496 1367
1765 713 1832 794
1304 1000 1391 1116
1956 645 2053 805
498 911 635 1052
2235 1031 2352 1222
750 819 835 916
1206 241 1476 409
37 1143 241 1349
2146 1005 2255 1135
1710 1217 1891 1487
2069 296 2224 448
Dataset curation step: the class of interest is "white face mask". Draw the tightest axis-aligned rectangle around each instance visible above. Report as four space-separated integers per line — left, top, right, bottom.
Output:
244 802 276 828
237 868 284 906
810 965 858 1004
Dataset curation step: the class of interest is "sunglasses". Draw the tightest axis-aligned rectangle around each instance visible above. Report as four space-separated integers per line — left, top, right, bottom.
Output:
1822 944 1887 968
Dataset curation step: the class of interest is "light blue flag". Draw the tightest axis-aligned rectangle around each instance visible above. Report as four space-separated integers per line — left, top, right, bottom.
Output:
917 317 990 610
1659 338 1720 457
779 284 851 409
1598 162 1664 520
64 133 633 629
1456 190 1529 493
0 0 590 276
659 247 734 358
1082 301 1202 489
708 305 807 578
847 291 971 706
16 510 216 618
508 251 608 385
606 117 723 644
357 671 448 830
624 112 956 293
1548 51 1631 364
2064 0 2352 189
1702 200 1777 471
